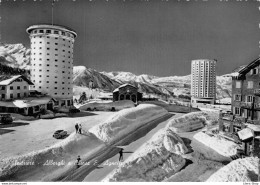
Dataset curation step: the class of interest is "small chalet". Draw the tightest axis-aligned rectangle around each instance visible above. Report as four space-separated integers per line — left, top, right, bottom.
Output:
113 84 142 103
0 75 33 101
0 75 59 116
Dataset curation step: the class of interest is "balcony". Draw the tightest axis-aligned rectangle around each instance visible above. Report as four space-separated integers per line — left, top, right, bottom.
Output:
254 89 260 96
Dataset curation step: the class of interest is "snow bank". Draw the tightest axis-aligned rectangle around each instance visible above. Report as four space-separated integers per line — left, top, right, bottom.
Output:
167 151 224 182
193 132 238 161
166 112 209 133
78 100 135 111
103 128 188 182
89 104 168 143
140 101 199 113
0 132 105 181
207 157 259 182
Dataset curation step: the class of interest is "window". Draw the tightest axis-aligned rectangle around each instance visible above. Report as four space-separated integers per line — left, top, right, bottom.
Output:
10 86 13 90
235 81 241 88
24 92 27 97
46 30 51 34
10 94 13 99
247 96 255 103
251 68 258 75
47 81 49 83
54 31 59 34
234 94 241 101
39 30 44 33
55 87 57 89
24 86 27 89
1 86 5 90
17 93 20 98
248 81 254 89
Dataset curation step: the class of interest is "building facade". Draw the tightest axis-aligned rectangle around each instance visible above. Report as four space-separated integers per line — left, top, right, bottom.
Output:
232 57 260 121
218 57 260 157
113 84 142 103
26 24 77 107
0 75 33 101
191 59 216 104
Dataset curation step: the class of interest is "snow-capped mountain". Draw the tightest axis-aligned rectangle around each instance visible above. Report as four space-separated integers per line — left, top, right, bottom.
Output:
0 43 31 69
0 43 232 100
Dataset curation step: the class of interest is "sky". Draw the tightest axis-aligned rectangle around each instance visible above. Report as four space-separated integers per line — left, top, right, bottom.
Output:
0 0 259 77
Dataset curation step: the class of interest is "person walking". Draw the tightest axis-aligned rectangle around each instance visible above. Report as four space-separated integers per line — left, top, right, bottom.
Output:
76 155 81 168
75 123 79 134
79 124 82 134
119 148 124 161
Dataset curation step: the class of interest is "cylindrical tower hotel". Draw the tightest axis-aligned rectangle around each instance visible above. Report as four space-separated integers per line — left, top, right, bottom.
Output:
26 24 77 107
191 59 216 104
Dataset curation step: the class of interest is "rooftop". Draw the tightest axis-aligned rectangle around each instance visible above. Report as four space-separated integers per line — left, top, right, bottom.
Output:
0 75 34 86
26 24 77 38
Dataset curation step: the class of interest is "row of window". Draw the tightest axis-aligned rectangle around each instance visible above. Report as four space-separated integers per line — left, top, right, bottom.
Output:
234 94 255 102
32 64 71 69
0 92 27 99
5 86 27 90
235 80 254 89
32 47 73 53
32 80 71 84
32 29 75 39
31 41 73 48
32 69 71 74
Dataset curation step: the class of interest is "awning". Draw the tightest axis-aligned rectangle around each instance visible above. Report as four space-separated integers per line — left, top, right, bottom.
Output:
237 128 254 141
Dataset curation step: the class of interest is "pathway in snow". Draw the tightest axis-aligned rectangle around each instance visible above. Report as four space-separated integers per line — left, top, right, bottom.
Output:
83 112 184 182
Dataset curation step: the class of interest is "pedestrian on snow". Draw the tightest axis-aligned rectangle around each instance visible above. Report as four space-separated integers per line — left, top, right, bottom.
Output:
119 148 124 161
79 124 82 134
76 155 81 167
75 123 79 133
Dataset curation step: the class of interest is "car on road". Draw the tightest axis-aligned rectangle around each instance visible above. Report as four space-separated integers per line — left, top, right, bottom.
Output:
0 113 14 124
53 130 68 139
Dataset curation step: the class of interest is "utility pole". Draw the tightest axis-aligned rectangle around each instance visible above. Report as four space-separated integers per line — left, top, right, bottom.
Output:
51 0 55 25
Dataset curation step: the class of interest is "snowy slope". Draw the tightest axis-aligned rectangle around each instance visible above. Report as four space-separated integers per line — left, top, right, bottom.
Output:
0 43 31 69
207 157 259 182
73 66 121 91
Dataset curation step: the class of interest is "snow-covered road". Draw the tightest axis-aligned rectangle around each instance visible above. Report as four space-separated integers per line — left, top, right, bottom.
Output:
83 112 184 182
0 111 115 160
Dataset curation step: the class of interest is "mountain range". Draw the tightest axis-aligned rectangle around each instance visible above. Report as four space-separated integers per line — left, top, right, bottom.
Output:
0 43 232 100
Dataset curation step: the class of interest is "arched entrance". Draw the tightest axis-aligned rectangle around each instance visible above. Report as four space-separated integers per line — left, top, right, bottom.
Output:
126 94 131 100
120 94 125 100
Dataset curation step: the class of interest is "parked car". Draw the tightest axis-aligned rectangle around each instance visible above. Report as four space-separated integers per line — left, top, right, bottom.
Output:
53 130 67 139
0 113 14 124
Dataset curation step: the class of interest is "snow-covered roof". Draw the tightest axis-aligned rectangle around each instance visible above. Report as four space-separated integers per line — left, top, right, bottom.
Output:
0 75 34 86
235 57 260 77
113 83 137 93
230 72 240 77
245 124 260 132
0 96 56 108
237 128 254 141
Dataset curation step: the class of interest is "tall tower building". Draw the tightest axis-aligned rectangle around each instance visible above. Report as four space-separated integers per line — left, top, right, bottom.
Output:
26 25 77 107
191 59 216 104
